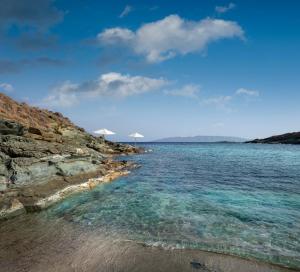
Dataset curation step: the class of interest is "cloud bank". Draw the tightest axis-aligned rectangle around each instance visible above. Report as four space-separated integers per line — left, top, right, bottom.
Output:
98 15 244 63
43 72 169 107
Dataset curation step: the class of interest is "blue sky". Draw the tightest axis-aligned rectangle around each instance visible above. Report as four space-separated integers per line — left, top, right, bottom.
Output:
0 0 299 141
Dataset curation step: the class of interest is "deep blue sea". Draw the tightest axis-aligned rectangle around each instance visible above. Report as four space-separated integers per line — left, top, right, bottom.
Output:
48 143 300 268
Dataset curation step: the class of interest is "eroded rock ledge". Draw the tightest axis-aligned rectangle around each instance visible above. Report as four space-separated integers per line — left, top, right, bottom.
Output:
0 160 138 219
0 93 141 219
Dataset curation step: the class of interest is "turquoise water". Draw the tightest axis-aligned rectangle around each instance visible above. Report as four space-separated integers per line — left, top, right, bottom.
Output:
48 143 300 269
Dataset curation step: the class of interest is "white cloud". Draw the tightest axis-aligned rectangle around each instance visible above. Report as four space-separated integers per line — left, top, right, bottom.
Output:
215 3 236 14
43 72 168 107
0 82 14 92
198 87 259 111
98 14 244 63
164 84 200 98
236 88 259 96
119 5 133 18
43 81 79 107
99 27 135 45
203 95 232 109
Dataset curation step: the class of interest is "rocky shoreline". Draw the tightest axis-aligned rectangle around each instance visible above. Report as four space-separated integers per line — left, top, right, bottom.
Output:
0 159 138 219
246 132 300 145
0 93 141 220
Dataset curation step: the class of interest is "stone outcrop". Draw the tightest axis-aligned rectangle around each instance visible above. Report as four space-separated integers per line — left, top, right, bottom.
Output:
0 93 141 219
247 132 300 145
0 120 25 136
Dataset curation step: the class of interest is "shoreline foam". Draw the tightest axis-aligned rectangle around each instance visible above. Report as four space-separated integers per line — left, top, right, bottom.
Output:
0 213 298 272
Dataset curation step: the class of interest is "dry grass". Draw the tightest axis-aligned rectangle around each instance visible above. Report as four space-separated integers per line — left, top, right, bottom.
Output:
0 93 83 133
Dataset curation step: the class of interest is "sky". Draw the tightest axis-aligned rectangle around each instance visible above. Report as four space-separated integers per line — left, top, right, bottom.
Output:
0 0 299 141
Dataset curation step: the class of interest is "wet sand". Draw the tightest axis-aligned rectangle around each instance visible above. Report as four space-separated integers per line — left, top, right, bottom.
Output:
0 213 298 272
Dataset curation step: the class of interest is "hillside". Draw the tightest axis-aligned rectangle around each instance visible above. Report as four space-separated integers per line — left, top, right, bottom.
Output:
247 132 300 144
0 93 139 219
0 93 80 135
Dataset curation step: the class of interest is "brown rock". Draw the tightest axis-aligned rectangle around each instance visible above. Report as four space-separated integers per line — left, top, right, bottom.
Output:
28 127 42 135
0 93 142 219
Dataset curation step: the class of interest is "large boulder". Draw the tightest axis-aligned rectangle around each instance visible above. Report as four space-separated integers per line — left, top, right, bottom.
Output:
0 120 25 136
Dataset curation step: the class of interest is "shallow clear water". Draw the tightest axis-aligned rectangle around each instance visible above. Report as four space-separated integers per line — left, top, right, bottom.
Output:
47 143 300 269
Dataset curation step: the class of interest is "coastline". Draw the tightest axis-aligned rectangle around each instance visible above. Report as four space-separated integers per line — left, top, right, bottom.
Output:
1 94 299 271
0 213 298 272
0 159 138 220
32 167 132 210
0 94 142 220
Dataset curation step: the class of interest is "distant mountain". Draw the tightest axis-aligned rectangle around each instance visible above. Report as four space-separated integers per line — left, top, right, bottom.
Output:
247 132 300 145
153 135 247 143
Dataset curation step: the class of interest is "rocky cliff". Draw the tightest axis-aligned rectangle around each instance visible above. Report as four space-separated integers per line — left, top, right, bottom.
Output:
0 93 140 219
247 132 300 145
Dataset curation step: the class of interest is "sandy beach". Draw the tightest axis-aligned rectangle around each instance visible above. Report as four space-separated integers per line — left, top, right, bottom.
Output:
0 213 297 272
1 1 300 271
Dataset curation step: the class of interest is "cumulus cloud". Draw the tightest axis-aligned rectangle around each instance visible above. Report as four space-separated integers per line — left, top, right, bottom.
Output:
215 3 236 14
164 84 200 99
43 81 79 107
119 5 133 18
98 14 244 63
0 82 14 92
99 28 135 45
236 88 259 96
43 72 169 107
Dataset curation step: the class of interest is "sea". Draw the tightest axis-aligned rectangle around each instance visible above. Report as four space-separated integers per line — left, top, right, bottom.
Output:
45 143 300 269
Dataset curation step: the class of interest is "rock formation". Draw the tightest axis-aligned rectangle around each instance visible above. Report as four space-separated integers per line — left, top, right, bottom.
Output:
0 93 140 219
247 132 300 145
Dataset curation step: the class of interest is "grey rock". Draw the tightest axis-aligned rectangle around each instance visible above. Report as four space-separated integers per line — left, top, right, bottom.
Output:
0 120 25 136
0 119 142 219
